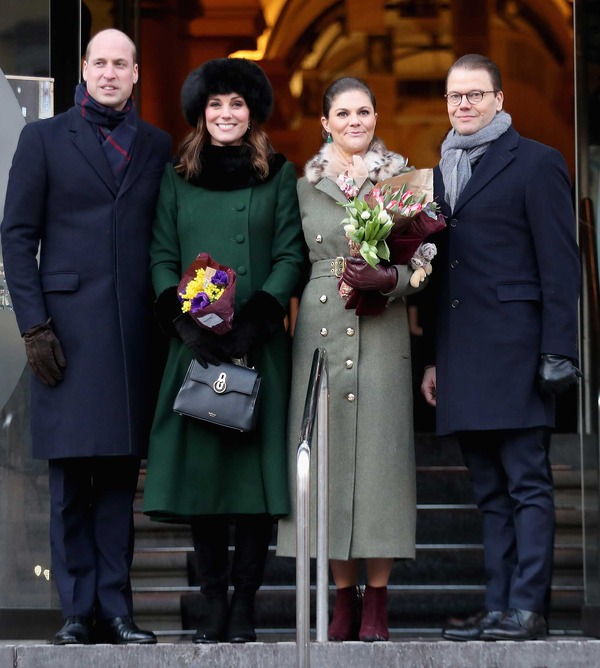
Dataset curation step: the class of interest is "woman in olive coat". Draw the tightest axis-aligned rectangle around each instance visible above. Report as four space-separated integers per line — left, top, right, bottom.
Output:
276 77 425 642
143 58 304 644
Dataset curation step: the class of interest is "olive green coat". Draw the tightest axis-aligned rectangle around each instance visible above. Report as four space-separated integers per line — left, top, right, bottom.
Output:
143 159 304 521
277 142 424 559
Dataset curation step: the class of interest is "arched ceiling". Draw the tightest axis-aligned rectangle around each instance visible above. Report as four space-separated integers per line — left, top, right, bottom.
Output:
261 0 572 69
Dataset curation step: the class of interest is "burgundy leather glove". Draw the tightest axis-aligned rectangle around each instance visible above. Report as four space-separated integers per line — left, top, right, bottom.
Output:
342 257 398 293
538 354 582 395
23 318 67 386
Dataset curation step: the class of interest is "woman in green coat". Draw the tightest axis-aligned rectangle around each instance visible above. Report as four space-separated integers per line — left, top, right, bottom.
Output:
276 77 426 642
143 58 304 644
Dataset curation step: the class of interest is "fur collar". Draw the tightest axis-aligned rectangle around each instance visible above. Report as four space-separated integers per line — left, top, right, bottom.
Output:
304 137 408 185
175 144 286 190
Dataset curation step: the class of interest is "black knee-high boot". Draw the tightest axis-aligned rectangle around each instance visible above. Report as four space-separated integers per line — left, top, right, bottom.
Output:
226 514 272 643
190 516 230 643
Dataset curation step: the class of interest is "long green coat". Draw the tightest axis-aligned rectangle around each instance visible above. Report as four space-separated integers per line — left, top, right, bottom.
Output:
143 156 304 521
276 140 424 559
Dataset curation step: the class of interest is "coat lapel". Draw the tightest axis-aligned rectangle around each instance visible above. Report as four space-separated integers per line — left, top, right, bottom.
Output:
453 126 519 214
67 107 117 196
118 122 154 198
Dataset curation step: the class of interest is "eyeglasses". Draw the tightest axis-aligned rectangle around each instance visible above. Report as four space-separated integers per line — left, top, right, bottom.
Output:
444 90 496 106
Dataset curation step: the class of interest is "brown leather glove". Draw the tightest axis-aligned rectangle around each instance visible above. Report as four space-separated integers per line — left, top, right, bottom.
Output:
342 256 398 293
23 319 67 386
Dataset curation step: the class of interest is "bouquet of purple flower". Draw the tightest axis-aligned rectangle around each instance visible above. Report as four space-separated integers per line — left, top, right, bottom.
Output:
177 253 236 335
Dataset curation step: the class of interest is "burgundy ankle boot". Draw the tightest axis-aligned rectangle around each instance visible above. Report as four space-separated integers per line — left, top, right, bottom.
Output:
359 585 389 641
328 586 362 641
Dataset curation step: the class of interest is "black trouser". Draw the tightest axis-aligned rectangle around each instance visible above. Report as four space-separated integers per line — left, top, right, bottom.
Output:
48 456 140 620
190 514 273 597
457 427 554 615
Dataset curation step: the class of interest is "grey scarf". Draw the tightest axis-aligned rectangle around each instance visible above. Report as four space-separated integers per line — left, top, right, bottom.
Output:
440 110 512 211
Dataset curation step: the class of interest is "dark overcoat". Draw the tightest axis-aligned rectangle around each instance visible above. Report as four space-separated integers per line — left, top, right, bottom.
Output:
1 107 172 459
427 127 580 436
142 159 305 520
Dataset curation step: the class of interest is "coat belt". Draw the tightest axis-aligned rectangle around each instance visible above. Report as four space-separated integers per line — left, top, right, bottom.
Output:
310 257 346 279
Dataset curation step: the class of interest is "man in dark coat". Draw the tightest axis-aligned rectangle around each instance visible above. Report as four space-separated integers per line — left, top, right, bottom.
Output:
420 54 581 641
1 29 171 644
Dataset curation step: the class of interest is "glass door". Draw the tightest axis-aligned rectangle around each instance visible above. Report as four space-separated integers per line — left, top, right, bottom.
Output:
575 0 600 638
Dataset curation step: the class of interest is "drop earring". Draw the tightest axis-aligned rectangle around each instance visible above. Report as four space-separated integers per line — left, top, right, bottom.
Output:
326 132 332 144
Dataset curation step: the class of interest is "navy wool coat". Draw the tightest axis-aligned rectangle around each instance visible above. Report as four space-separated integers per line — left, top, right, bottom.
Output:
426 126 580 436
1 107 171 459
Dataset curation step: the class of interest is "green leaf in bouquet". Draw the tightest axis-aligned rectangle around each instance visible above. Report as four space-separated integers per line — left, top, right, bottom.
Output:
380 220 394 237
360 241 380 269
377 240 390 261
364 218 376 241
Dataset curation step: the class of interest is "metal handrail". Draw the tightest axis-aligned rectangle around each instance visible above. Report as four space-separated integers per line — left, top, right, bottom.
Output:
296 347 329 668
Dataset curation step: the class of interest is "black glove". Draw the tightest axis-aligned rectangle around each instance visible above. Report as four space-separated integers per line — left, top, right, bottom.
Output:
342 257 398 293
222 290 286 358
173 313 229 368
23 318 67 386
154 286 184 337
538 354 582 396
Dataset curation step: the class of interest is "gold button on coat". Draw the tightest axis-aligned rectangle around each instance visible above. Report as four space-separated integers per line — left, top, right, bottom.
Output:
345 359 354 369
319 295 327 303
347 393 355 402
346 327 355 336
316 234 323 243
320 328 328 336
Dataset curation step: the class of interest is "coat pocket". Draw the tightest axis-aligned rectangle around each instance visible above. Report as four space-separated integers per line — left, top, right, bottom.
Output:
496 281 541 302
41 272 79 293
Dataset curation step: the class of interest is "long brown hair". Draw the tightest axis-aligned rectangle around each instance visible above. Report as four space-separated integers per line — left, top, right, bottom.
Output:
175 112 274 181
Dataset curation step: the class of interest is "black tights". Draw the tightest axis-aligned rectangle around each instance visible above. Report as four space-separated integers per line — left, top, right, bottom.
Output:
190 514 273 597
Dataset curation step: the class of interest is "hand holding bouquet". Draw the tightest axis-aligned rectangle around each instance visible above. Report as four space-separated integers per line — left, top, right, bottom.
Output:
177 253 236 335
338 168 446 315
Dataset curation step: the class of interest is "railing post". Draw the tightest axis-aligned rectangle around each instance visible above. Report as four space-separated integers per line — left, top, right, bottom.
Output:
316 363 329 642
295 348 329 668
296 441 311 668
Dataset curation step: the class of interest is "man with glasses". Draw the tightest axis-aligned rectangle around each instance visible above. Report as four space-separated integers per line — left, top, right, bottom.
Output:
420 54 580 641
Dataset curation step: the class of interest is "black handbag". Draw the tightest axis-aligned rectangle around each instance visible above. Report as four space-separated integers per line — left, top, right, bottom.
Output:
173 359 262 432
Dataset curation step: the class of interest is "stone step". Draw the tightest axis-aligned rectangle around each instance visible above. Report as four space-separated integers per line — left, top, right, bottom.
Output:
131 431 584 635
176 584 584 635
179 542 582 588
136 465 581 506
414 433 580 467
2 638 599 667
416 465 581 504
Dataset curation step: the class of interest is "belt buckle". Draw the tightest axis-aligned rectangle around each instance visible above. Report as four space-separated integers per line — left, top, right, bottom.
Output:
331 257 345 277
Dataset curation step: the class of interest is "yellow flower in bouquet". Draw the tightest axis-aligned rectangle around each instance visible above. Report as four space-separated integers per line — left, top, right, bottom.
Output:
179 267 228 314
177 253 237 335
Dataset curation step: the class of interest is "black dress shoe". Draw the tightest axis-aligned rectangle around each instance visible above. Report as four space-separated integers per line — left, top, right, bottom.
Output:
481 608 547 641
53 616 94 645
96 616 157 644
442 610 504 641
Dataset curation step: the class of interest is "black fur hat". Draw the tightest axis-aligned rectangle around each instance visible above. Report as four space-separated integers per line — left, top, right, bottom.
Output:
181 58 274 127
